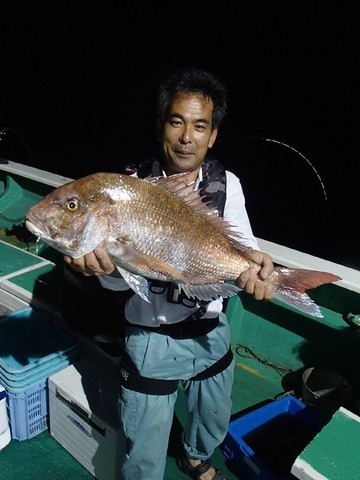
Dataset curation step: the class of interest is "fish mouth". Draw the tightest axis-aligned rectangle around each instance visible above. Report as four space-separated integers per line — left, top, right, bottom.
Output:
25 215 57 240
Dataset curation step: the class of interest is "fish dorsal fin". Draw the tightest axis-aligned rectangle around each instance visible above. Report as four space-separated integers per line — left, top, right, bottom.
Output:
144 173 251 253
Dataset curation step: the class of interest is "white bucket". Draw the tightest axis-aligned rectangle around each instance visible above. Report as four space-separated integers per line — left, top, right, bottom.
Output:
0 385 11 450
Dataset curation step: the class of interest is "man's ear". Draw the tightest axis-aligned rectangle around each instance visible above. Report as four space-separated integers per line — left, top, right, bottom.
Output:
208 128 218 148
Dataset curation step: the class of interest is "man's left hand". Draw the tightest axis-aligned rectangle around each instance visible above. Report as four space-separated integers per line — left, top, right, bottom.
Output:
236 250 275 301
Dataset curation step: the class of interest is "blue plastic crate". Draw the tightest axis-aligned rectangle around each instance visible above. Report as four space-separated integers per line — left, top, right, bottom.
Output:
6 380 48 440
0 353 77 392
0 307 76 379
0 307 78 440
0 346 76 381
222 396 324 480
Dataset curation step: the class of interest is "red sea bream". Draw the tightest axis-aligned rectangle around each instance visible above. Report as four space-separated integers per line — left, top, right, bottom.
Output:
25 172 341 317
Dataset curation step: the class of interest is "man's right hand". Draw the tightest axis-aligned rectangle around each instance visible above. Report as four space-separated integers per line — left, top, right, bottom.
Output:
64 248 117 277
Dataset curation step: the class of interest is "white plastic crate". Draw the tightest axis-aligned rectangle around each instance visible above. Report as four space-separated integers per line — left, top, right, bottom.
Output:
49 357 125 480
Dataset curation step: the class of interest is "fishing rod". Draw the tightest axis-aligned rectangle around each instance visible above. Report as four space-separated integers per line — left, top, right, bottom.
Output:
244 136 328 202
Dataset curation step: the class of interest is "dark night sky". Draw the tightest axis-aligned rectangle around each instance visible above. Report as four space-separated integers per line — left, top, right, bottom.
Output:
1 2 359 268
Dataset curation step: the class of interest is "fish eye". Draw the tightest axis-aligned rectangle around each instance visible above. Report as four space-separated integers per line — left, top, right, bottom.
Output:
66 197 79 212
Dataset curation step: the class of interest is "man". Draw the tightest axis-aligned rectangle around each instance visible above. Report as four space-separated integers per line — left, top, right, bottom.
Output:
64 67 274 480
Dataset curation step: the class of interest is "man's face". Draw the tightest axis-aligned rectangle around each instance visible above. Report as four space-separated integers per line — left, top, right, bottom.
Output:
159 93 218 176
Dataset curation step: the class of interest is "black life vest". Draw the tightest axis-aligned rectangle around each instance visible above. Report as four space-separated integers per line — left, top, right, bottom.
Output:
137 156 227 217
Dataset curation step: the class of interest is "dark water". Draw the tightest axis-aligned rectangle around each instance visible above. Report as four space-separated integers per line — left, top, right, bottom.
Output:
243 413 319 477
1 3 359 269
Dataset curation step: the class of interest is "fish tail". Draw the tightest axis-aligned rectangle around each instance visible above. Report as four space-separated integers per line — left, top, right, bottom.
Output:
270 267 341 318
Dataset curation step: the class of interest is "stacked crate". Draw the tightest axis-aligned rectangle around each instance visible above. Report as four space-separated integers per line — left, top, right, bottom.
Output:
0 307 77 440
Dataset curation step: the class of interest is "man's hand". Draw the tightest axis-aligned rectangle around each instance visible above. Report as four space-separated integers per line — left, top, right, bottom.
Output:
64 248 117 277
236 251 275 301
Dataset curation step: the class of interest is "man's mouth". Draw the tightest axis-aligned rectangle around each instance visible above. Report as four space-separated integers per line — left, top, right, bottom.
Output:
175 150 193 158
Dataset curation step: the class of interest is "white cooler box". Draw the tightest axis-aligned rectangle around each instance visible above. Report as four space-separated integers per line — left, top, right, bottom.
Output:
49 356 125 480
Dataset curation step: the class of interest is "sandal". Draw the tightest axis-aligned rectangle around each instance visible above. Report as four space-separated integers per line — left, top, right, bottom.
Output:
177 456 227 480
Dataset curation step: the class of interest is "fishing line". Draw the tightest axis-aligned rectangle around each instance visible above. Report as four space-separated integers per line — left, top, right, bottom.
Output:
260 137 328 202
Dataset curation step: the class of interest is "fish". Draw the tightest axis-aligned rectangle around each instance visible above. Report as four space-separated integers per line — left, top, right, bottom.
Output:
25 172 341 318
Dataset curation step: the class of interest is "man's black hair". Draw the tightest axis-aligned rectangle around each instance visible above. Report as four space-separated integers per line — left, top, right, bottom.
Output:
157 67 227 130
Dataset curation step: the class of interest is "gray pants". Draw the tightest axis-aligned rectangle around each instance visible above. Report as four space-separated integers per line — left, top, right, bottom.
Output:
118 313 235 480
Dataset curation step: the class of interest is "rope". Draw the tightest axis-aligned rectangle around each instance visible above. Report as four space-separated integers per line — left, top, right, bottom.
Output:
235 344 293 376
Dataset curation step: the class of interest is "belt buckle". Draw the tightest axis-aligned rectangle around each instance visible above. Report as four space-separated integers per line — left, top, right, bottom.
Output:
166 283 183 304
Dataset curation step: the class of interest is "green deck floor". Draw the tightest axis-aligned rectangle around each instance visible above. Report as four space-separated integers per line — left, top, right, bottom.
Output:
0 348 285 480
3 287 355 479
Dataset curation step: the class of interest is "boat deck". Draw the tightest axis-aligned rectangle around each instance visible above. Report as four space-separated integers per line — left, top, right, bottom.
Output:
2 288 359 479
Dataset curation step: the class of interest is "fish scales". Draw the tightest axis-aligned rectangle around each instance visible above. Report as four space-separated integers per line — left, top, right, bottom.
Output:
98 174 246 282
25 172 341 317
132 186 242 282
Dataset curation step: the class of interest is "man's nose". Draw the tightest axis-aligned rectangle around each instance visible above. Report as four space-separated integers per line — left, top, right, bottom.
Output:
179 125 192 143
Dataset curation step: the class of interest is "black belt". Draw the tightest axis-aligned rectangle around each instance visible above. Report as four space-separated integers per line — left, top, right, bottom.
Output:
119 306 231 395
119 347 233 395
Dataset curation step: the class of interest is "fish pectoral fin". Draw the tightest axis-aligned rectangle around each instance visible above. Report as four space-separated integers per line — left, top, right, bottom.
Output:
116 266 150 302
111 240 188 283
